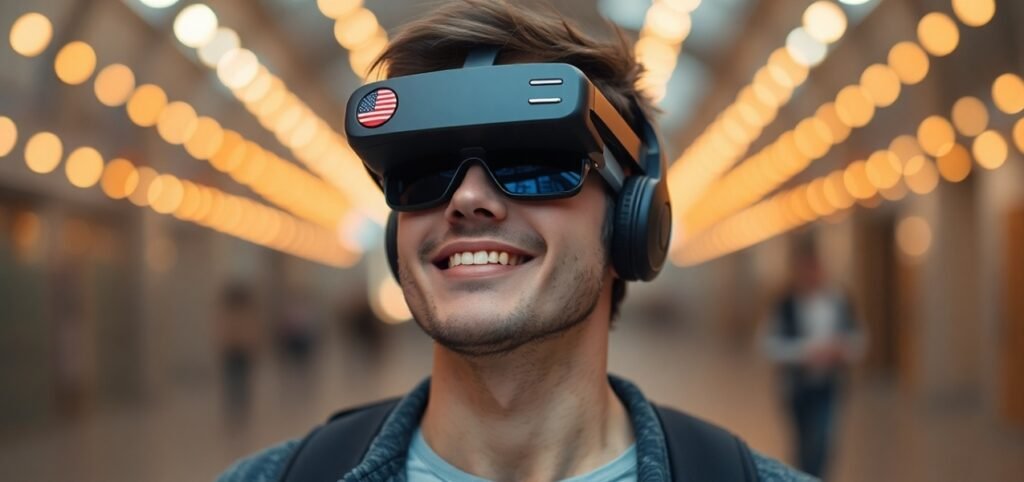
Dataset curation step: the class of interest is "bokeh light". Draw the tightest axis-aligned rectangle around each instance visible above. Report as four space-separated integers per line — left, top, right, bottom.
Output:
904 156 940 195
156 101 198 145
126 84 168 127
318 0 363 20
94 64 136 107
217 48 259 89
149 174 185 214
802 1 847 44
992 73 1024 115
897 216 932 259
0 116 17 157
917 115 955 157
334 8 381 49
54 41 98 85
129 166 159 207
198 27 239 68
65 146 104 188
9 12 53 57
936 143 972 182
887 41 929 85
174 4 218 48
859 64 901 107
951 96 988 136
101 158 139 199
184 116 225 160
24 132 63 174
972 130 1007 170
1014 118 1024 154
786 27 827 67
835 85 875 127
917 13 959 57
952 0 996 28
139 0 180 8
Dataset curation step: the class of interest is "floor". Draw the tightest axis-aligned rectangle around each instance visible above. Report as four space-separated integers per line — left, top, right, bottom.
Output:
0 319 1021 481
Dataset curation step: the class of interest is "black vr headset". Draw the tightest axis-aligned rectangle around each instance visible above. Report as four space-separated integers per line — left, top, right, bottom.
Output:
344 48 671 282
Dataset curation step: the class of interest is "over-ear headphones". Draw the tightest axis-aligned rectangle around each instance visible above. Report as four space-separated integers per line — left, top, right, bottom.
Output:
384 117 671 283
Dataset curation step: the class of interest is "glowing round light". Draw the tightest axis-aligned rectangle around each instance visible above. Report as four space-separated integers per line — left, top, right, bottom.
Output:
803 1 847 44
217 48 259 89
139 0 180 8
198 27 239 68
816 103 850 144
93 64 136 107
664 0 702 13
897 216 932 259
973 130 1008 170
149 174 185 214
24 132 62 174
904 156 940 195
0 116 17 157
887 42 929 85
889 135 923 164
126 84 168 127
173 4 218 48
317 0 363 19
156 101 198 145
992 73 1024 115
794 118 831 159
333 8 380 49
952 0 995 27
859 64 901 107
843 160 876 200
129 166 158 207
174 181 202 220
936 143 972 182
645 2 692 44
768 48 808 87
9 13 52 57
54 41 97 85
917 115 956 157
865 150 902 189
209 130 245 172
835 85 875 127
951 96 989 136
64 146 104 188
1015 119 1024 154
786 27 827 67
917 13 959 57
101 158 139 199
184 116 224 160
239 68 273 104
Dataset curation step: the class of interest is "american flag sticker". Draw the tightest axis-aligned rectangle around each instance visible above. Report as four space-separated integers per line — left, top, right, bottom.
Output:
356 87 398 128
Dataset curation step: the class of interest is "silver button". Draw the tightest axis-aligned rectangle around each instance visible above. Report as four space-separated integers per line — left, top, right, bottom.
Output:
529 79 564 86
528 97 562 104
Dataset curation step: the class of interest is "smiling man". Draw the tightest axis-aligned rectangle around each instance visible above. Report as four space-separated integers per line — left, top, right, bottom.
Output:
218 1 813 481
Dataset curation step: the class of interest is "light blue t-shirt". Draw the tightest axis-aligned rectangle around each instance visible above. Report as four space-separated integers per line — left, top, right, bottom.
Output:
406 427 637 482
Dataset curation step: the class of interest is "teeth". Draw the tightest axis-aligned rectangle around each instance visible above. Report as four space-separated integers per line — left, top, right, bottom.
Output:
447 250 525 267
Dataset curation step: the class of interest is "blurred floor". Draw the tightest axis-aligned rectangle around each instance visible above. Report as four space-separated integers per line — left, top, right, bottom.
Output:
0 318 1021 482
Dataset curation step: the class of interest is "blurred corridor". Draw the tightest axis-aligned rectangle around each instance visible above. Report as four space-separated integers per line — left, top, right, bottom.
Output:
2 0 1024 480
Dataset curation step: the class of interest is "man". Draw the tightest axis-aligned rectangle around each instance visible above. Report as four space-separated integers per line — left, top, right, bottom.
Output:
219 1 813 480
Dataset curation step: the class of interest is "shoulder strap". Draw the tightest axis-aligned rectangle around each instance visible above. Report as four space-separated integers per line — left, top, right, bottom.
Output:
654 405 759 482
278 398 400 482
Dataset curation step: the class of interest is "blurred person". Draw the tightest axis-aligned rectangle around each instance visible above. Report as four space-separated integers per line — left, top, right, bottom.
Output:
760 242 866 478
217 281 261 424
219 1 812 481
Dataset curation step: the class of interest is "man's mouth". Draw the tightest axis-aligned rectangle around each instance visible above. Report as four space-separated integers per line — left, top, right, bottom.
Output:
439 250 531 269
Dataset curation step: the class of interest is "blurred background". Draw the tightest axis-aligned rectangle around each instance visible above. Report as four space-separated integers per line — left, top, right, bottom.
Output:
0 0 1022 480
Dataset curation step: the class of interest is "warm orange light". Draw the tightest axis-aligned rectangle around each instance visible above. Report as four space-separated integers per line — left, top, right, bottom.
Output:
879 180 908 202
156 101 198 145
835 85 875 127
149 174 185 214
54 41 97 85
844 160 876 200
936 143 972 182
904 156 940 195
334 8 380 49
917 115 955 157
232 142 267 184
793 118 831 159
951 96 989 136
126 84 168 127
897 216 932 259
217 48 259 90
973 130 1008 170
9 13 53 57
184 116 224 160
174 180 202 220
887 42 929 85
866 150 902 189
65 146 104 188
889 135 923 164
317 0 363 20
101 158 139 199
129 166 159 207
992 73 1024 115
802 1 847 44
0 116 16 157
210 130 245 172
917 13 959 57
952 0 996 28
859 64 901 108
824 170 855 209
93 64 136 107
816 103 850 144
24 131 62 174
1014 118 1024 154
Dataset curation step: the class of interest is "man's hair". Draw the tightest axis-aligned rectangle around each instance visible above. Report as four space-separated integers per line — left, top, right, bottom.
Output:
373 0 655 320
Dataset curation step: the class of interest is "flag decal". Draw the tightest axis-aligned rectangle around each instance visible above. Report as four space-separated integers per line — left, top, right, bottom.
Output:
356 88 398 128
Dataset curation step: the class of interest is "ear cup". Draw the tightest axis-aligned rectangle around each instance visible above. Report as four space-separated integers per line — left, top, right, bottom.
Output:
385 211 400 280
612 176 671 281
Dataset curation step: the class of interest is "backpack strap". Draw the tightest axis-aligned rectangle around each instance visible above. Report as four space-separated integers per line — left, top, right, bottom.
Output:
278 398 400 482
655 405 760 482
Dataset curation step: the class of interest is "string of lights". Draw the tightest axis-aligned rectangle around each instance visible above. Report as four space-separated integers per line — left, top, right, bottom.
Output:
634 0 702 103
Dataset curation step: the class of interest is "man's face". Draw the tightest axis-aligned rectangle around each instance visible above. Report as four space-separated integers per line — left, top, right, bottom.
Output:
396 164 612 356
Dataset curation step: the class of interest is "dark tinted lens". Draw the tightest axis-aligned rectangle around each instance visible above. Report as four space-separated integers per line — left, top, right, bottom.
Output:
388 168 458 207
491 158 585 196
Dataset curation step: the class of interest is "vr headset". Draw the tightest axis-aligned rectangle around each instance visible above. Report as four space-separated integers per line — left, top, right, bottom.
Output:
345 48 671 282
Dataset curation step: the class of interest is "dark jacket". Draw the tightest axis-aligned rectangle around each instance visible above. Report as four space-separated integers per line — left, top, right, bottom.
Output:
217 376 816 482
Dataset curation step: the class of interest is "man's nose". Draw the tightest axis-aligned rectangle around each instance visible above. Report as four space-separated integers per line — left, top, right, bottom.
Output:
445 164 508 223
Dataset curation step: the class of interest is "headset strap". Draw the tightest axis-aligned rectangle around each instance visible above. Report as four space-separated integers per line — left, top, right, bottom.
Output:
463 45 501 67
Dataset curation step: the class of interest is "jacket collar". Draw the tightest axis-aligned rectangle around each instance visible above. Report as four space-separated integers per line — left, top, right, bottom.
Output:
342 375 670 482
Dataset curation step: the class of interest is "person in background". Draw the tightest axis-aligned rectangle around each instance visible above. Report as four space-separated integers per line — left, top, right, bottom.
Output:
761 241 867 478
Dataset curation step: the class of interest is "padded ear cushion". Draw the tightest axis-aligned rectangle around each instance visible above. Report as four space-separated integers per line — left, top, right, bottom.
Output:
612 176 671 282
385 211 400 280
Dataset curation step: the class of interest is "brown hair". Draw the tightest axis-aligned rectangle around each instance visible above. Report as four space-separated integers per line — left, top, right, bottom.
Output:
374 0 651 320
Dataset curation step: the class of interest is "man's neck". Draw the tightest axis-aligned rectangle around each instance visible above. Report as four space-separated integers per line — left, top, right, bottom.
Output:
420 312 634 482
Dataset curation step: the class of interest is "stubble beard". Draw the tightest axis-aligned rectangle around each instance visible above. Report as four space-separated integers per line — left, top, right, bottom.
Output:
399 247 607 358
